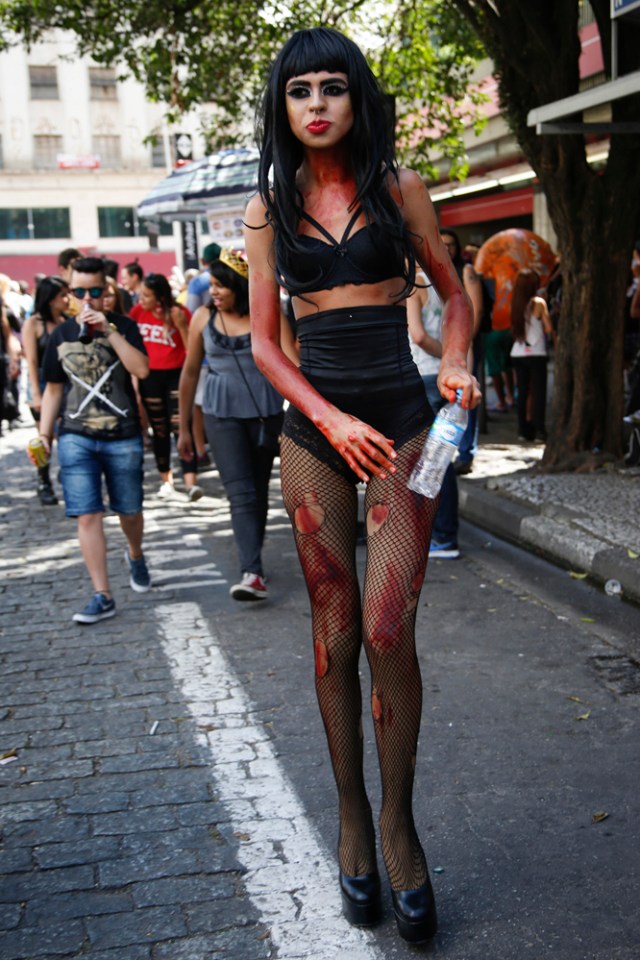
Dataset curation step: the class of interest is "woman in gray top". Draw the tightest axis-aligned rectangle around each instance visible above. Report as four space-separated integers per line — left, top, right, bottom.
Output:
178 248 296 601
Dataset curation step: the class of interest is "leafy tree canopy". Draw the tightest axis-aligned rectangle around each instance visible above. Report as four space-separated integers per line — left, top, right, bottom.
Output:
0 0 486 177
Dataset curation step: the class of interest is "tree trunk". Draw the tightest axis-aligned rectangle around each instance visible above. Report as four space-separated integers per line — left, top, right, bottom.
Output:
544 190 629 468
451 0 640 470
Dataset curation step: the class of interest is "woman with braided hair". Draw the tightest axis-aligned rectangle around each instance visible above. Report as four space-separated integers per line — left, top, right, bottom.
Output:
244 26 480 943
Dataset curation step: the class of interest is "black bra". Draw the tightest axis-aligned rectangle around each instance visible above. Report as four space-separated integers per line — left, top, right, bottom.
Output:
276 207 405 298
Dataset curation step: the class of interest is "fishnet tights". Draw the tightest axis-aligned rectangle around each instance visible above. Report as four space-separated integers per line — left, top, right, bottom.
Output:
280 431 437 890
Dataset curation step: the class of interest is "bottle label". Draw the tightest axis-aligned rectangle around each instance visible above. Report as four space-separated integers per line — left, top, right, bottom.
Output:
429 419 465 447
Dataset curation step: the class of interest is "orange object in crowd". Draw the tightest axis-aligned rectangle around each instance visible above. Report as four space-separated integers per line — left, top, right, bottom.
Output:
475 228 557 331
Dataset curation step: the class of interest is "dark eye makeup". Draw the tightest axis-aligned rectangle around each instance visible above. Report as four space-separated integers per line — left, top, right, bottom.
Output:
286 79 349 99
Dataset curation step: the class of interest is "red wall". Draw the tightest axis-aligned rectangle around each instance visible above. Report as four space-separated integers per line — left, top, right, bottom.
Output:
579 22 605 79
0 250 178 287
438 186 534 228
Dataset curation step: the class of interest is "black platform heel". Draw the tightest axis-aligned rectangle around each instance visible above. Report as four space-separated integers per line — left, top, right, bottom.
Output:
391 877 438 943
340 871 381 926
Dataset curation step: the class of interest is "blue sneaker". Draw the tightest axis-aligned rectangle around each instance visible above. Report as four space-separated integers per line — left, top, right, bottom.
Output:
429 541 460 559
125 549 151 593
73 592 116 624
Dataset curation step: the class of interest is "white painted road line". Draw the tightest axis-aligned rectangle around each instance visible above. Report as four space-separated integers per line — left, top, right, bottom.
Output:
155 602 385 960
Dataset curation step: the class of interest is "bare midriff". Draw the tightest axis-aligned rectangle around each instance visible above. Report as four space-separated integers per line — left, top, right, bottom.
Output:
291 278 406 320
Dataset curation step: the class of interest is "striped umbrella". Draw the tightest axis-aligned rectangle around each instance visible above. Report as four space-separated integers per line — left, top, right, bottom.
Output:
137 148 260 222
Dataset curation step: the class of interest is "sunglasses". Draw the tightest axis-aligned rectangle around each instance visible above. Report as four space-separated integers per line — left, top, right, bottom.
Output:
71 286 104 298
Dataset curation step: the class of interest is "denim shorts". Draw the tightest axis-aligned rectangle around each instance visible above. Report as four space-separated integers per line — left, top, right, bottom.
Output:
58 432 144 517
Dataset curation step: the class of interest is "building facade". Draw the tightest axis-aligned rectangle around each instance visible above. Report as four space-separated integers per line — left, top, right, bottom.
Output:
0 9 611 285
0 30 218 281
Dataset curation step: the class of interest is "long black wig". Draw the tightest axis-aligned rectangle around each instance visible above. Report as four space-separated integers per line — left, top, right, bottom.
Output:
255 26 417 298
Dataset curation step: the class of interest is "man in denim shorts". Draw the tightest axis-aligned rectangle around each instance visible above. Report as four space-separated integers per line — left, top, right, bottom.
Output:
38 257 151 623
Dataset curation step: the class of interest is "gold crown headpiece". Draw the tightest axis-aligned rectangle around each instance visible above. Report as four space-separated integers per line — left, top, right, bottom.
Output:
219 248 249 279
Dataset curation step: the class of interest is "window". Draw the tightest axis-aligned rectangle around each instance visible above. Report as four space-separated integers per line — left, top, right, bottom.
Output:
32 208 72 239
151 220 174 237
150 139 166 168
0 210 30 240
98 207 135 237
92 135 121 168
33 135 64 170
579 1 596 28
89 67 118 101
97 207 173 238
29 65 59 100
0 208 70 240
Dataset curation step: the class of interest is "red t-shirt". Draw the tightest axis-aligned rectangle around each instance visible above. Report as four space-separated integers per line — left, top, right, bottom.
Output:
130 303 190 370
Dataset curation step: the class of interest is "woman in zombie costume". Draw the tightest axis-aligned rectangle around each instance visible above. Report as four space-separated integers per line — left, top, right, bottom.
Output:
244 26 480 943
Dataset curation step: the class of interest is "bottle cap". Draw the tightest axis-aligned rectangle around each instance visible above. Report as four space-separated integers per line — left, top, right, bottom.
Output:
455 388 463 402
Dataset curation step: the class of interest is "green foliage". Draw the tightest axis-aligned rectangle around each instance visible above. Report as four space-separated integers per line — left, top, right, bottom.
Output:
0 0 486 178
362 1 488 177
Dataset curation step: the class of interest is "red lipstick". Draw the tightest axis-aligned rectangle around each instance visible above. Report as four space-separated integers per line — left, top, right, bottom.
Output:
306 119 331 134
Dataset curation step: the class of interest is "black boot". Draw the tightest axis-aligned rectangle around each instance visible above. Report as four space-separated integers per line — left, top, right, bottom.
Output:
391 877 438 944
340 871 381 926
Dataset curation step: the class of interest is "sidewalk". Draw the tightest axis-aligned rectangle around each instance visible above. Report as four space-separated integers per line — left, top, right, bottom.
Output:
457 404 640 606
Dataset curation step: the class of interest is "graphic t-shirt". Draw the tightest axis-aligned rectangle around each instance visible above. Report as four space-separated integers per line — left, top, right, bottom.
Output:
42 314 146 440
129 303 190 370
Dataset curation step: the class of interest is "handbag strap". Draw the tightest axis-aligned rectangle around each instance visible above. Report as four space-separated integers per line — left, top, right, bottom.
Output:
214 310 264 420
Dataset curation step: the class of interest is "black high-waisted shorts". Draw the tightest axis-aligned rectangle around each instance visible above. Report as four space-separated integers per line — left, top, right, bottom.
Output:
282 304 433 482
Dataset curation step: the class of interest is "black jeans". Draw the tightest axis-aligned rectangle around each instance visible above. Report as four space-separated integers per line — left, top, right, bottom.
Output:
203 412 282 576
512 355 548 441
139 367 197 477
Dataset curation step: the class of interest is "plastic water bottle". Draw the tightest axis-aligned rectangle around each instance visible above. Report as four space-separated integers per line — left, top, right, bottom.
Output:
408 389 468 498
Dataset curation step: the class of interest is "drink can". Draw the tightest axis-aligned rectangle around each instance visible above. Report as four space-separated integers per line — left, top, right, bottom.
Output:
28 437 49 469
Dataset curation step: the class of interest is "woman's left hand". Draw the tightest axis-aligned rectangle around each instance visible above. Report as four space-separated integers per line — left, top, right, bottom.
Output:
437 360 482 409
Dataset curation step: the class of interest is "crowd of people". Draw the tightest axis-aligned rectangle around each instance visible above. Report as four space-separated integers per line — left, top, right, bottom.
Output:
1 244 290 618
2 23 639 948
1 224 636 567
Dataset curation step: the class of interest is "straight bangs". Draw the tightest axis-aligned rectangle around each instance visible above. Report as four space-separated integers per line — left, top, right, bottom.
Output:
277 29 355 84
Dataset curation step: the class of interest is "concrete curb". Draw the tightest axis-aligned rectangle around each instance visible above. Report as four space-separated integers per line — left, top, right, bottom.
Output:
459 479 640 606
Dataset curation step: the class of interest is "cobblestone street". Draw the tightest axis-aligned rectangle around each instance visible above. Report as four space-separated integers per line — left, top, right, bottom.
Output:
2 419 640 960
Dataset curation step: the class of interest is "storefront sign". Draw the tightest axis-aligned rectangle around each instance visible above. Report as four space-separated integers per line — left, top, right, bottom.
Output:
206 207 245 246
611 0 640 18
57 154 101 169
181 220 199 271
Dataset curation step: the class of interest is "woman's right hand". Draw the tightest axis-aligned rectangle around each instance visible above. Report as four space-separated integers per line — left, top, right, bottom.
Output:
177 430 193 462
321 410 397 484
26 434 50 466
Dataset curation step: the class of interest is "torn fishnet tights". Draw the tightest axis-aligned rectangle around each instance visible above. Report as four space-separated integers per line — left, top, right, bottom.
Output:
280 431 437 890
